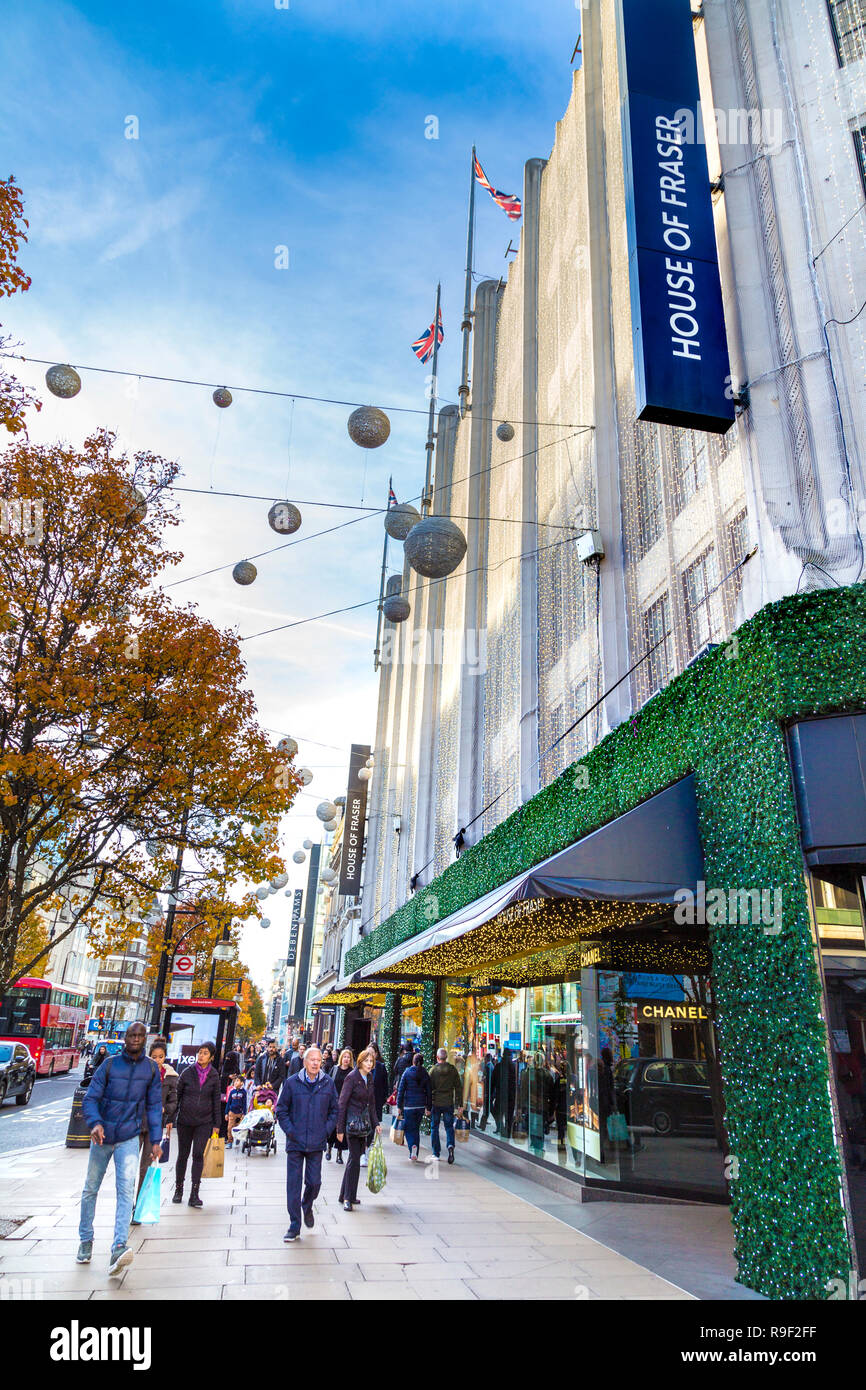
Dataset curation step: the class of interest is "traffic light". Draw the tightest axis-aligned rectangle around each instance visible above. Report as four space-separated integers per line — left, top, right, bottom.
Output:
98 1011 105 1029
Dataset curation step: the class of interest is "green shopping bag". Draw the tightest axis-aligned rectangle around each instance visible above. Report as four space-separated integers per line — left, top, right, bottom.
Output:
366 1134 387 1194
133 1162 162 1224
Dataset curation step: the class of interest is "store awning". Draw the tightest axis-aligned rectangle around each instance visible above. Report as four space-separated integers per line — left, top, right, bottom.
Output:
356 775 704 979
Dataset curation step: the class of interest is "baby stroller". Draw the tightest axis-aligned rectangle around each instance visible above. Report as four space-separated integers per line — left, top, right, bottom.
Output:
235 1105 278 1157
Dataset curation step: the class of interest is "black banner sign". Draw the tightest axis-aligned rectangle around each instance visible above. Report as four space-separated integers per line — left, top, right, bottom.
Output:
287 888 303 966
338 742 371 897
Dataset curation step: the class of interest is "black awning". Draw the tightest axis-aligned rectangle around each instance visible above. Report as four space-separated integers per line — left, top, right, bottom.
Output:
788 713 866 867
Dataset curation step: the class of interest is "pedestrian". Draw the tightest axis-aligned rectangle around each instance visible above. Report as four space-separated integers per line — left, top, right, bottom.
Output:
254 1039 287 1091
391 1040 413 1091
396 1051 432 1162
225 1074 248 1146
287 1042 306 1077
77 1021 162 1276
336 1046 382 1211
133 1036 179 1213
275 1045 337 1242
363 1045 389 1169
220 1045 241 1092
173 1041 221 1208
84 1042 109 1084
328 1047 354 1162
321 1043 335 1074
491 1046 516 1139
429 1047 463 1164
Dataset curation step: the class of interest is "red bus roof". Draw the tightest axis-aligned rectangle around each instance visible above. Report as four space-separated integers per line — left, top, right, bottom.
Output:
13 977 89 998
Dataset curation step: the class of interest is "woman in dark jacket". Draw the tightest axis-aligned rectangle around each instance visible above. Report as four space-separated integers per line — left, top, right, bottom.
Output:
173 1041 221 1208
83 1043 109 1084
328 1048 354 1163
396 1053 432 1161
336 1047 381 1211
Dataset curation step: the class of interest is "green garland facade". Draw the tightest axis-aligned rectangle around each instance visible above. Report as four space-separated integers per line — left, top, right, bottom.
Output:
347 586 866 1298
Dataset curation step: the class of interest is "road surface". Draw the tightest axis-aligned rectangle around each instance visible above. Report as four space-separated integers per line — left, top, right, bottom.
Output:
0 1063 83 1154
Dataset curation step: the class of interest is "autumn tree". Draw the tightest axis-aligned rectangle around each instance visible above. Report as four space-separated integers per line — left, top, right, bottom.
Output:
0 176 40 434
0 428 301 995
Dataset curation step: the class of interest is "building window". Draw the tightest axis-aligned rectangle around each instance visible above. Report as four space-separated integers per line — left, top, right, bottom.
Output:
682 547 720 652
672 433 708 513
635 460 663 557
828 1 866 65
853 124 866 194
643 593 673 695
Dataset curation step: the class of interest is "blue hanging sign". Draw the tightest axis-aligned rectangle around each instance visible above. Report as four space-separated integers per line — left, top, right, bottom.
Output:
616 0 734 433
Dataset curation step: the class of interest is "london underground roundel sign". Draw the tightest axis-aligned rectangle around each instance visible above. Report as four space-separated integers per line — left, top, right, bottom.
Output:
173 953 195 976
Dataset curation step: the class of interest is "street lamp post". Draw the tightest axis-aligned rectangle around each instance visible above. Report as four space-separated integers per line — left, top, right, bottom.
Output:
149 809 190 1030
208 920 234 997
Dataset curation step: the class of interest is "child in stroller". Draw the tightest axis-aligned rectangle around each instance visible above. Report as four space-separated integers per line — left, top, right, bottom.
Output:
234 1083 279 1156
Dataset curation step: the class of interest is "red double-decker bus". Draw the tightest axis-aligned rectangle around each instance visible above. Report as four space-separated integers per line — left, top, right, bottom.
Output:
0 977 90 1075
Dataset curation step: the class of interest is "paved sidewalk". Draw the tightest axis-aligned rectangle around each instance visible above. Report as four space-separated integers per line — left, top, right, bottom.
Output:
0 1135 695 1301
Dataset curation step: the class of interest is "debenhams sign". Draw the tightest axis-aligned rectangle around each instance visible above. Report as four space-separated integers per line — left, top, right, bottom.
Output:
616 0 734 434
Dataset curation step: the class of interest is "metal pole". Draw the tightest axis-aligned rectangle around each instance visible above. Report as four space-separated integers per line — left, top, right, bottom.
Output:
373 477 391 670
458 146 477 419
422 281 442 515
149 806 189 1029
207 919 230 998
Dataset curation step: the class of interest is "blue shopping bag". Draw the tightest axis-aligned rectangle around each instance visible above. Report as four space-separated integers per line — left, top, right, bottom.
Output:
159 1132 171 1164
133 1162 162 1224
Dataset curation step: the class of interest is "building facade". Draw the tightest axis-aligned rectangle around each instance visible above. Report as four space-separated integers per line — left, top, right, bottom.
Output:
316 0 866 1300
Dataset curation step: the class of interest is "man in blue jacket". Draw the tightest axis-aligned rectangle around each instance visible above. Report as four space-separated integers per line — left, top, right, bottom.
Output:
78 1021 163 1275
275 1044 337 1241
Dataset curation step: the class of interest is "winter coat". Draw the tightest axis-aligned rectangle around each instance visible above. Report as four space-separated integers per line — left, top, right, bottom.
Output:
491 1053 517 1114
391 1050 413 1090
287 1052 304 1077
275 1070 338 1153
82 1049 163 1146
336 1067 380 1136
429 1061 462 1109
396 1063 432 1112
160 1063 180 1126
175 1063 221 1130
254 1052 287 1089
372 1060 389 1115
220 1050 242 1089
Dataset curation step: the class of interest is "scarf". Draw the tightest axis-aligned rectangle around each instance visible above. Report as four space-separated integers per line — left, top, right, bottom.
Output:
195 1061 210 1087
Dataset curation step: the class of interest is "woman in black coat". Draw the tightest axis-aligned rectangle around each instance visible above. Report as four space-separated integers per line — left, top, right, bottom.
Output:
336 1047 382 1212
328 1048 354 1163
173 1041 221 1208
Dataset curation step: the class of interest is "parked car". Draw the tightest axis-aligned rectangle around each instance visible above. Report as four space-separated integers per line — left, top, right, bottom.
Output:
615 1056 714 1136
0 1041 37 1107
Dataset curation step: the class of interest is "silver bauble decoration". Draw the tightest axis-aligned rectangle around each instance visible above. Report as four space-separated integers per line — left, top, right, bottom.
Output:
358 767 371 782
299 767 313 786
334 796 346 808
382 574 410 624
496 421 515 442
292 850 306 864
404 516 467 579
384 503 421 540
365 757 374 767
213 387 232 408
324 818 338 832
347 405 391 449
255 884 269 900
277 736 298 758
284 889 292 897
302 838 313 850
268 501 302 535
320 868 337 885
260 917 271 928
45 364 82 398
316 801 337 822
270 872 288 890
145 840 160 858
120 483 147 527
233 560 257 586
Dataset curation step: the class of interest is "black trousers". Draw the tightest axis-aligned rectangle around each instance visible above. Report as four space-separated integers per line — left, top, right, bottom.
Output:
175 1123 209 1190
338 1135 366 1203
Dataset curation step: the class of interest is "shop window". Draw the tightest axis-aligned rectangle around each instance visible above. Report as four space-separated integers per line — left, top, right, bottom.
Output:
854 124 866 195
672 433 708 513
643 593 673 695
828 0 866 65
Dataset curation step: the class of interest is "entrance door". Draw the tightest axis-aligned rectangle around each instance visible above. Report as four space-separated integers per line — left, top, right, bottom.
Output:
349 1017 371 1057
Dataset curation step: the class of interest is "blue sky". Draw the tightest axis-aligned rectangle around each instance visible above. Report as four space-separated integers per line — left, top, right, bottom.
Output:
2 0 580 988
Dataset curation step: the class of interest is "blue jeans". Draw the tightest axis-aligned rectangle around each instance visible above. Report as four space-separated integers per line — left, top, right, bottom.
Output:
285 1149 323 1231
431 1105 455 1157
79 1134 140 1249
403 1108 423 1155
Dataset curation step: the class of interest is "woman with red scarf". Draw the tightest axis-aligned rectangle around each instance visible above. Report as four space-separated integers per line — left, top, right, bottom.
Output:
173 1042 221 1208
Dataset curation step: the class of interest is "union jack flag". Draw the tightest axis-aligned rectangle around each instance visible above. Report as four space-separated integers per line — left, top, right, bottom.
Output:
474 154 522 221
411 306 444 364
388 484 399 508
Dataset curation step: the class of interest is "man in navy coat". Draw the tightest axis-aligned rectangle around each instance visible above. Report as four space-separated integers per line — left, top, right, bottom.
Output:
275 1044 337 1241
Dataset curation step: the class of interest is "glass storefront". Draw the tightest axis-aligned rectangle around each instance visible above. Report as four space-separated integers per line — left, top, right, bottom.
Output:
399 995 423 1049
810 870 866 1272
439 959 727 1200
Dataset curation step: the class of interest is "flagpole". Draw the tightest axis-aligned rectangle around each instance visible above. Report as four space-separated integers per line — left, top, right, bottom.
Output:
422 281 442 515
458 145 476 419
373 476 391 670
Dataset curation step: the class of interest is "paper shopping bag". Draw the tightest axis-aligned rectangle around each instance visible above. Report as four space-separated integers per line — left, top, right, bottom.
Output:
202 1134 225 1179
